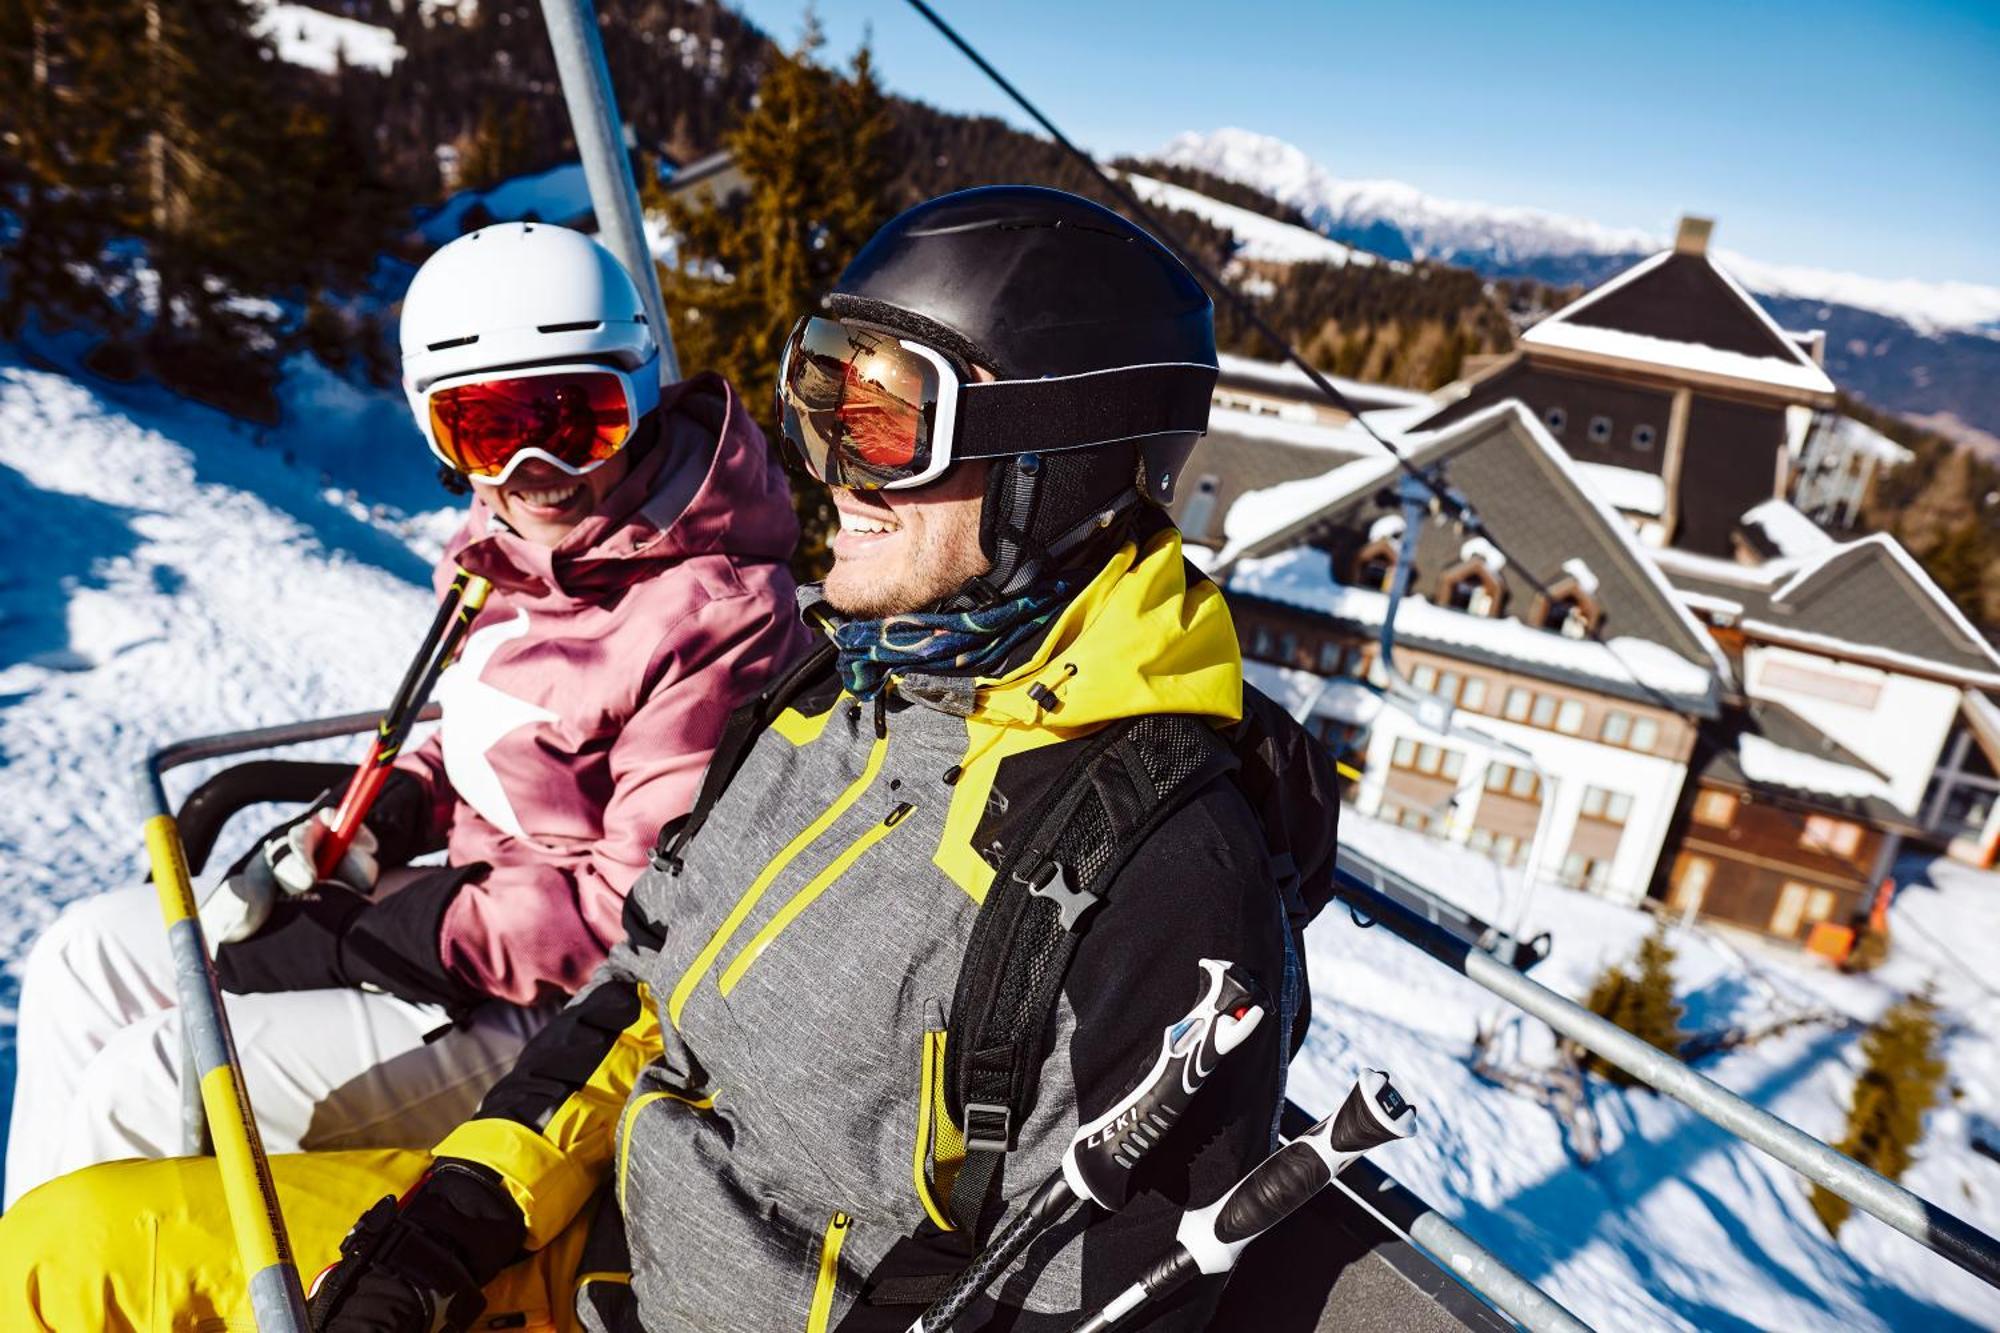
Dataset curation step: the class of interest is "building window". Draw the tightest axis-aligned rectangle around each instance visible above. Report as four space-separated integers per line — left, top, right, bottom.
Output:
1802 815 1863 859
1437 670 1462 703
1561 853 1610 892
1278 631 1299 664
1410 662 1438 693
1555 699 1586 734
1504 688 1532 723
1486 762 1542 801
1771 881 1836 938
1393 740 1463 779
1545 406 1567 434
1601 711 1632 746
1353 540 1400 592
1579 786 1633 824
1549 596 1593 639
1692 789 1737 828
1379 800 1440 835
1461 677 1489 711
1670 854 1714 914
1530 694 1558 728
1630 716 1661 751
1250 625 1275 658
1533 577 1601 640
1632 424 1657 450
1318 641 1346 675
1438 560 1504 618
1588 415 1613 444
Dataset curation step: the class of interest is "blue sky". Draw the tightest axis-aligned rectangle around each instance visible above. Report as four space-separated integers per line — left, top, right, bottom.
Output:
728 0 2000 285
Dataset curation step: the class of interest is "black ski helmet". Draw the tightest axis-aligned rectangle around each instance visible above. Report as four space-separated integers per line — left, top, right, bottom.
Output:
824 186 1217 602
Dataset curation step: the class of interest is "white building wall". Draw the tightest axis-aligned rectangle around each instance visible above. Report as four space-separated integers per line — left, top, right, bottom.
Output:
1337 693 1692 908
1742 645 1961 815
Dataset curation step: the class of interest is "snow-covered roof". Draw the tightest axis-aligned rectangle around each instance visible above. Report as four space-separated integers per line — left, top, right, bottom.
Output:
1734 734 1895 806
1740 499 1834 560
1660 530 2000 687
1231 546 1718 706
256 2 404 75
1216 400 1731 705
417 164 594 245
1814 414 1916 467
1519 248 1836 397
1241 659 1384 727
1574 462 1667 517
1215 352 1431 411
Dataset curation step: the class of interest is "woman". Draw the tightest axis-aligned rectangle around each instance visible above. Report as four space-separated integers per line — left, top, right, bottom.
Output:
3 222 805 1204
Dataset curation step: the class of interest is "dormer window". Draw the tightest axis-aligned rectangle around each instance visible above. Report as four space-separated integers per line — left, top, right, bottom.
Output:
1532 576 1600 639
1632 423 1657 451
1588 415 1613 445
1352 539 1401 592
1544 406 1567 434
1439 561 1504 617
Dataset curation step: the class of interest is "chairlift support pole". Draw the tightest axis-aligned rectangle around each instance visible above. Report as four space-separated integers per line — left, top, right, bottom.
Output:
538 0 681 385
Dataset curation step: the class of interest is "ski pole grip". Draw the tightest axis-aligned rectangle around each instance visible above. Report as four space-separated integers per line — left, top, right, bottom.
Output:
1062 959 1266 1211
316 742 388 879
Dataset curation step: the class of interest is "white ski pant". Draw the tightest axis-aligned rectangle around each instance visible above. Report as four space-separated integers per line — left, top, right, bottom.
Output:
3 881 551 1208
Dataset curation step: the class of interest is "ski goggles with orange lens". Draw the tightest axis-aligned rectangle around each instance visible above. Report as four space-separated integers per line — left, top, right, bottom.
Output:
777 316 1218 491
420 361 661 483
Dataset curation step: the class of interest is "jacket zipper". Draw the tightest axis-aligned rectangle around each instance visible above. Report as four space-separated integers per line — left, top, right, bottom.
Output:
717 800 915 996
806 1211 852 1333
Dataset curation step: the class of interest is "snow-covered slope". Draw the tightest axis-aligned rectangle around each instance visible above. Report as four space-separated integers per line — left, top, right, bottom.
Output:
1298 815 2000 1332
1123 172 1379 268
0 347 456 1155
255 2 405 76
1160 128 2000 338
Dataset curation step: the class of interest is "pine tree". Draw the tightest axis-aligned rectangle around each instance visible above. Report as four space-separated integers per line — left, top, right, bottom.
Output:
1578 921 1685 1087
658 21 894 580
1811 990 1946 1237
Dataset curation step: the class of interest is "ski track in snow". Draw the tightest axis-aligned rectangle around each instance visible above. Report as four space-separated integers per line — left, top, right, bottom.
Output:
2 347 1998 1329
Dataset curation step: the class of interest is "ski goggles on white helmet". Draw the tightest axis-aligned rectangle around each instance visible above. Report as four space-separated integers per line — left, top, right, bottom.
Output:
418 360 661 484
777 316 1217 491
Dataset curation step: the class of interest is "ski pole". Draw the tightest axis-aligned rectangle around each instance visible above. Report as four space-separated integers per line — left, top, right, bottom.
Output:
1070 1069 1419 1333
315 570 491 877
909 959 1267 1333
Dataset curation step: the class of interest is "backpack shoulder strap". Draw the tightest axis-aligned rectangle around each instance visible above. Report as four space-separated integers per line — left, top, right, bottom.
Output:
942 711 1238 1236
649 642 838 876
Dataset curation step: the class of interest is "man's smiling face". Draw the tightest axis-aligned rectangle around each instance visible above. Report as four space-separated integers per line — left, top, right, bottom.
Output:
822 460 992 618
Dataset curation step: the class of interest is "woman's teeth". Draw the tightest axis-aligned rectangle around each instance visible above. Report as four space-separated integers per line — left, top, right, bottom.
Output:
515 484 583 509
837 510 898 534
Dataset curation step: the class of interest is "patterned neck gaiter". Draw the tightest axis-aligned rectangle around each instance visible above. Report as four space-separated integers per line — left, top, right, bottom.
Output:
808 580 1074 701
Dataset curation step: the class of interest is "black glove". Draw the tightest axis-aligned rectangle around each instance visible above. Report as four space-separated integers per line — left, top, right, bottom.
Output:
309 1161 524 1333
364 769 447 870
215 864 490 1010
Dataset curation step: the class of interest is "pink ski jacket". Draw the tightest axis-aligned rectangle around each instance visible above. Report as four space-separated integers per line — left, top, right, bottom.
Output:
393 373 807 1005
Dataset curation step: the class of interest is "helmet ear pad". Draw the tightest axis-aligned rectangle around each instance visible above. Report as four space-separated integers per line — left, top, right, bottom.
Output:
977 443 1143 592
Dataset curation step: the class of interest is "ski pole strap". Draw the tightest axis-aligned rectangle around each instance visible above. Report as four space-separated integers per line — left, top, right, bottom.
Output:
943 712 1238 1235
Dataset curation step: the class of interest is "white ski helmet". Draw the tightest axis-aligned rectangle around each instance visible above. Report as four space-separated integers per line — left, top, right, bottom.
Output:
399 222 660 422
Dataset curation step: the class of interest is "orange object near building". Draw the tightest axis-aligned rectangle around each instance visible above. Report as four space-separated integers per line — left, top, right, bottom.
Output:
1806 922 1856 964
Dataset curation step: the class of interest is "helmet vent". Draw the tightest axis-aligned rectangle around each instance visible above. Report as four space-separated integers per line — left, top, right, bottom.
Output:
426 334 479 352
537 320 604 334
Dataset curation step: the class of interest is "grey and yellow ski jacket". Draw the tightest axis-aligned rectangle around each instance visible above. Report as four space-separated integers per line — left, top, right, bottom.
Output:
432 528 1294 1331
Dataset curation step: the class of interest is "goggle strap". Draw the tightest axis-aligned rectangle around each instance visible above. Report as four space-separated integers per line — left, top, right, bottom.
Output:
951 362 1218 460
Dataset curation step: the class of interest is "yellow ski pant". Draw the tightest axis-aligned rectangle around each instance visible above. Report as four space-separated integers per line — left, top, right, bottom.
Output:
0 1149 598 1332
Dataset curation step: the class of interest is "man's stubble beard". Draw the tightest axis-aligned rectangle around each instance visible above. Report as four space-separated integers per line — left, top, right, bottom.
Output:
823 512 991 619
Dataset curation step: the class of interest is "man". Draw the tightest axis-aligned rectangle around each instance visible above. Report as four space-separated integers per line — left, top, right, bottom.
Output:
0 188 1325 1332
3 221 805 1202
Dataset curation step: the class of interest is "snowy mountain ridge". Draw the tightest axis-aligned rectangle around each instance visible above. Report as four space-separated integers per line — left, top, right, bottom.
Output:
1160 128 2000 338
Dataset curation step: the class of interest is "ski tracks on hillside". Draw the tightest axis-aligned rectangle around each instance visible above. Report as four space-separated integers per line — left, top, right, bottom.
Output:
0 359 439 968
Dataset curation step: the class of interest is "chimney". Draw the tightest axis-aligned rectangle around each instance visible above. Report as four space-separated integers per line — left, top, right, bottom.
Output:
1674 215 1714 256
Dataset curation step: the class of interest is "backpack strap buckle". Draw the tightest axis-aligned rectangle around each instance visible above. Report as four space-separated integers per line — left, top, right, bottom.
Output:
961 1101 1014 1155
1023 862 1100 932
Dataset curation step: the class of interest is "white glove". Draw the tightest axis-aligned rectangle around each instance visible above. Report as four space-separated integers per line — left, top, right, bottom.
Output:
197 811 380 945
